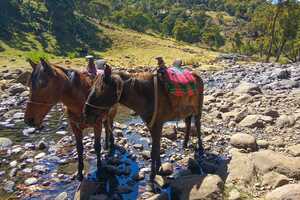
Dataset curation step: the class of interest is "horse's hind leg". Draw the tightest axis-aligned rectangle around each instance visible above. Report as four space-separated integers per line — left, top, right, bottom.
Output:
94 124 102 177
195 114 204 156
183 116 192 148
71 124 84 181
104 119 114 152
104 120 109 150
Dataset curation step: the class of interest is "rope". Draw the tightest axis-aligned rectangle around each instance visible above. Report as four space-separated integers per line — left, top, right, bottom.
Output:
148 75 158 128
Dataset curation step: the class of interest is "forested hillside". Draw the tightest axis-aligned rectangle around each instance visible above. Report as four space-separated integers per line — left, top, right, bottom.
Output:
1 0 300 63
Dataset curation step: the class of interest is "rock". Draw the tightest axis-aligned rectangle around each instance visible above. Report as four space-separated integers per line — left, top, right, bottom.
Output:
146 192 169 200
239 115 264 128
230 133 257 151
154 175 168 188
73 179 101 200
226 149 255 185
34 152 46 159
56 130 68 135
22 127 36 135
159 162 174 176
132 171 145 181
163 126 177 140
251 150 300 179
235 82 262 96
33 165 49 173
133 143 143 150
55 192 68 200
228 189 241 200
288 144 300 157
7 83 26 95
234 94 253 104
3 180 15 193
24 177 38 186
265 184 300 200
264 109 280 119
37 140 48 150
141 150 151 160
9 168 17 177
0 137 13 148
170 174 224 200
9 160 18 168
16 71 31 85
262 171 289 189
257 140 269 149
276 115 295 128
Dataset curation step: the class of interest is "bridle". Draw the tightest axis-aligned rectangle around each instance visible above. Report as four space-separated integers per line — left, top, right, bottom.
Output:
84 79 124 111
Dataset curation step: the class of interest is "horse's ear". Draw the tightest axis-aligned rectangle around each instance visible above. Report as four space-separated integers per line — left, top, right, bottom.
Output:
27 59 37 69
40 58 53 75
104 65 112 83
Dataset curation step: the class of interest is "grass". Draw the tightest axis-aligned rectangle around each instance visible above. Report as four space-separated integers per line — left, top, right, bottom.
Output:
0 22 220 71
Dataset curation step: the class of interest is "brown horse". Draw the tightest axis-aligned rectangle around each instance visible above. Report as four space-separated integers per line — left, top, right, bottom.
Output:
24 58 117 181
84 66 204 180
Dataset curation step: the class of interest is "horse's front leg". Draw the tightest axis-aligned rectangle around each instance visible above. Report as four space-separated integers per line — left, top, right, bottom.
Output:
150 123 163 180
94 123 102 177
71 123 84 181
104 119 114 152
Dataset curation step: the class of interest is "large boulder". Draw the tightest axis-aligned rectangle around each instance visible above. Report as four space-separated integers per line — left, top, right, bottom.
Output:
226 149 256 185
251 150 300 179
239 115 264 128
234 82 262 96
262 172 289 189
230 133 257 151
170 174 224 200
265 184 300 200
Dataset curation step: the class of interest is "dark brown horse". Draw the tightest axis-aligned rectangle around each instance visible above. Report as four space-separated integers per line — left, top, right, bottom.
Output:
24 58 118 181
84 66 204 180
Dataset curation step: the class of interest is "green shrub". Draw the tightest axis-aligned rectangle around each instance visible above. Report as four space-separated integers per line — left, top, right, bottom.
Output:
25 51 50 62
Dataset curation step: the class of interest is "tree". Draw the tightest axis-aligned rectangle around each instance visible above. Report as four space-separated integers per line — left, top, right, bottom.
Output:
202 25 225 48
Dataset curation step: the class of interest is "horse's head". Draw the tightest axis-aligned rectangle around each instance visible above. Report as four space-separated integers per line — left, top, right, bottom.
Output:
84 66 123 124
24 58 63 127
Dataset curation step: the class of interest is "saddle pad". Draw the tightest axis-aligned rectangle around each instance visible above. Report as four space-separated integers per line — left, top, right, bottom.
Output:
165 66 199 96
166 67 196 84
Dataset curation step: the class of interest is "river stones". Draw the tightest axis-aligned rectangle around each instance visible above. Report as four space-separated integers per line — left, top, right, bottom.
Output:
234 82 262 96
287 144 300 157
251 150 300 179
55 192 68 200
262 171 289 189
0 137 12 148
159 162 174 176
24 177 38 186
7 83 27 95
3 180 15 193
230 133 257 151
239 115 264 128
265 184 300 200
170 174 224 200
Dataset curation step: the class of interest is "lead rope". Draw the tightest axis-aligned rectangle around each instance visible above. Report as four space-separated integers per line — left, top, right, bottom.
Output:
148 75 158 128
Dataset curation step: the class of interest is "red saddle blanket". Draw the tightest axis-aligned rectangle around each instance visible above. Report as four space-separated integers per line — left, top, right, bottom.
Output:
165 67 201 96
